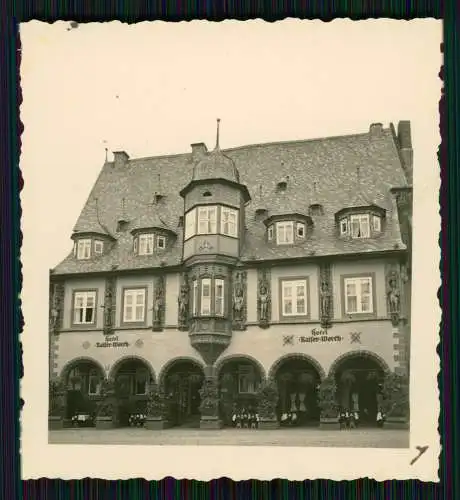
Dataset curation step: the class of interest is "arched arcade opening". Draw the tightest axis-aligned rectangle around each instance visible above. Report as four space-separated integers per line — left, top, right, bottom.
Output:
216 355 265 426
159 358 205 428
269 354 325 427
330 351 389 426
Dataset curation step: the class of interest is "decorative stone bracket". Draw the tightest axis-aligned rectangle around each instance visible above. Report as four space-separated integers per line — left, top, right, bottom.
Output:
257 268 271 328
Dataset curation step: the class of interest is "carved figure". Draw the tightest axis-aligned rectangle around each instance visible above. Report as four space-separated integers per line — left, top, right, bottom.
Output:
387 274 400 314
320 280 331 321
233 272 245 322
178 281 190 325
258 278 270 322
104 289 113 328
153 287 164 324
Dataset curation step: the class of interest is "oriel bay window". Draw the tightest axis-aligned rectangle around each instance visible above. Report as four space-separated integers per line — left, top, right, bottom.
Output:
191 277 228 317
280 279 309 318
343 276 374 315
73 290 97 325
122 288 147 323
184 205 239 239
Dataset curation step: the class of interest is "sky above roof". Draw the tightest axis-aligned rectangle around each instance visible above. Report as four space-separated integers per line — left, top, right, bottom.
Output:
20 19 442 272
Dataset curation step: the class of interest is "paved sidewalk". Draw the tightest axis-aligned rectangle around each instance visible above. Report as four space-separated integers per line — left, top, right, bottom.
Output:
49 427 409 448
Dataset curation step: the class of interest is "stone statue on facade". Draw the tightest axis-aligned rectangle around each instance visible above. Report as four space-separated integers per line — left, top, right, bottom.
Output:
103 278 115 335
152 282 165 332
320 280 332 329
232 271 246 330
258 272 270 328
387 270 401 326
178 280 190 331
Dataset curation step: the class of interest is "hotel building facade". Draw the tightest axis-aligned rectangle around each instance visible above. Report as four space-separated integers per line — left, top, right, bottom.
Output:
48 120 413 428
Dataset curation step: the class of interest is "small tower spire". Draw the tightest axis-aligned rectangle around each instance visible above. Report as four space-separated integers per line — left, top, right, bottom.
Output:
215 118 221 150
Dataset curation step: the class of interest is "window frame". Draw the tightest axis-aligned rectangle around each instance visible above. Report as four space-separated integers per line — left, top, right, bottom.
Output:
184 207 197 240
197 206 218 235
238 365 258 394
76 239 92 260
88 370 102 395
220 206 238 237
138 233 155 256
72 289 98 327
296 222 306 239
121 287 147 325
94 240 104 256
157 235 166 249
279 277 310 319
191 277 228 318
200 278 212 316
340 218 349 236
214 278 225 316
267 225 274 241
276 221 294 245
350 214 370 239
372 215 381 233
341 273 376 317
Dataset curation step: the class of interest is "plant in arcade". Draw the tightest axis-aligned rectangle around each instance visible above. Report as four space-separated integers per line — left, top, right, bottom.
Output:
317 376 338 419
256 378 279 420
381 372 409 419
49 378 66 417
146 382 171 419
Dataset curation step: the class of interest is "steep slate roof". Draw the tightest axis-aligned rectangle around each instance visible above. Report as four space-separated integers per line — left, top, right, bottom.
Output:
53 124 409 275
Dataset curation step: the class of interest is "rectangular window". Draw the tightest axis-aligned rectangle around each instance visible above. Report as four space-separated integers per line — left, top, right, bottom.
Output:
372 215 381 232
201 279 211 316
94 240 104 255
76 239 92 259
215 279 225 316
344 277 373 314
138 234 154 255
350 214 370 238
88 374 101 395
192 280 199 316
198 206 217 234
296 223 306 238
123 289 146 323
238 366 257 394
73 291 96 324
276 222 294 244
340 219 348 236
281 279 307 316
185 208 196 240
268 225 274 240
157 236 166 249
221 207 238 237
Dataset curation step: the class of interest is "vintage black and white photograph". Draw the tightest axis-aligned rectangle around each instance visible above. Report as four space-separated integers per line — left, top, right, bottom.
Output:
21 20 441 481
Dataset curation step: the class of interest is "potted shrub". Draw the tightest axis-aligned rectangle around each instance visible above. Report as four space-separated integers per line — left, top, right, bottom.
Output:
381 372 410 429
95 378 119 429
256 378 279 429
318 377 340 429
145 383 172 430
48 378 66 430
199 376 222 429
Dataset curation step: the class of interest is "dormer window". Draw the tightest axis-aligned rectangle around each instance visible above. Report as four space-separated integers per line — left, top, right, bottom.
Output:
76 239 92 260
267 225 274 241
350 214 370 239
138 234 154 255
340 219 348 236
276 221 294 245
94 240 104 255
296 223 306 239
157 235 166 249
372 215 381 232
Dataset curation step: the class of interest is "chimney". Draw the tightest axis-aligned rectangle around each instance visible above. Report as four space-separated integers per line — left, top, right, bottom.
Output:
113 151 130 168
191 143 208 162
369 123 383 138
397 121 413 184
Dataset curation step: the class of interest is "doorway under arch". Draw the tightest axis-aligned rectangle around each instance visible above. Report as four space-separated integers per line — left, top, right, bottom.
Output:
110 357 155 427
329 352 389 426
160 358 205 428
270 354 324 426
216 355 265 426
60 358 105 420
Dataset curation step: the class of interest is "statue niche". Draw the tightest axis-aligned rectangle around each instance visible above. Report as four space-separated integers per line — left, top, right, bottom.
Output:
152 276 165 332
232 270 247 331
103 277 116 335
257 269 271 328
319 263 333 329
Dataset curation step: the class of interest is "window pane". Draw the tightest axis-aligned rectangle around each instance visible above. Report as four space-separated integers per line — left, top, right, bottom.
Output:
185 209 195 239
296 298 305 314
125 308 132 321
360 218 370 237
361 295 371 312
136 292 145 305
346 282 356 295
193 280 198 315
85 307 93 323
284 299 293 315
351 220 360 237
360 279 371 294
283 284 292 297
347 296 357 313
75 296 84 308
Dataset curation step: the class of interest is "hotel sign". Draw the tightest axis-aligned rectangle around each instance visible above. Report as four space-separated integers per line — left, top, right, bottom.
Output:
282 329 361 346
96 335 130 348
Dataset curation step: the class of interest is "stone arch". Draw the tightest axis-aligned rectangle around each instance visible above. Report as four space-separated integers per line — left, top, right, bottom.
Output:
328 350 391 378
158 356 205 387
215 354 266 380
59 356 105 382
268 353 326 381
108 355 156 382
